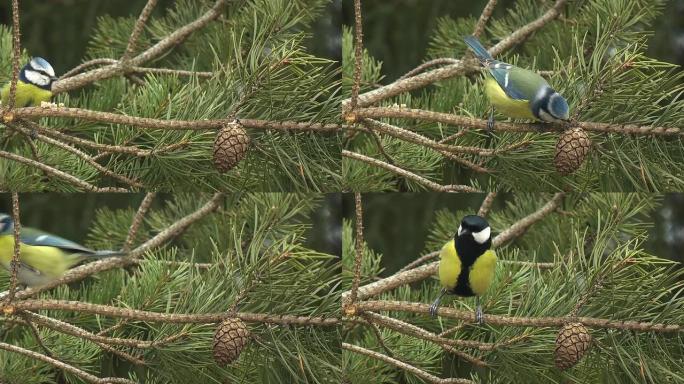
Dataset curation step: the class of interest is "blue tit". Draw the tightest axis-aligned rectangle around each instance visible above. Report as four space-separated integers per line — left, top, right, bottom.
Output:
0 213 123 287
429 215 497 324
1 57 57 108
463 36 570 130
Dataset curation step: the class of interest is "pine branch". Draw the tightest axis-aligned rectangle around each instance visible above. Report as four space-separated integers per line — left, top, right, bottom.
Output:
342 343 473 384
122 0 159 62
0 150 128 192
52 0 231 94
341 193 562 302
12 193 224 301
342 0 568 110
124 192 156 251
7 300 341 326
3 0 21 111
5 193 21 304
357 301 683 333
342 150 481 192
355 107 683 137
0 342 135 384
472 0 498 38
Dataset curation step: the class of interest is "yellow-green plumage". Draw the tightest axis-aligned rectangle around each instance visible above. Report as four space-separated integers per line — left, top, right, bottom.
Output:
0 234 83 284
483 77 535 120
0 80 53 107
438 238 497 296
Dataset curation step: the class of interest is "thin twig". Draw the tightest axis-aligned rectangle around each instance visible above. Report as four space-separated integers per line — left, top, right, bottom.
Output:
4 0 21 111
348 0 364 114
19 314 54 357
342 150 481 193
124 193 157 252
398 58 460 80
347 193 365 311
0 342 135 384
342 343 473 384
0 150 128 192
472 0 498 38
478 192 497 218
123 0 159 61
6 193 21 304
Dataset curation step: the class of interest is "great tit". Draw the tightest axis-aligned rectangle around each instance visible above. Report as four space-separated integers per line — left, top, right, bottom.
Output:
429 215 497 324
1 57 57 108
0 213 123 287
463 35 570 130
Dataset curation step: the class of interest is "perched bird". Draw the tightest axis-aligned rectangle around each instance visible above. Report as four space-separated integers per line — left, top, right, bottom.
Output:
0 213 123 287
1 57 57 107
463 35 570 130
429 215 497 323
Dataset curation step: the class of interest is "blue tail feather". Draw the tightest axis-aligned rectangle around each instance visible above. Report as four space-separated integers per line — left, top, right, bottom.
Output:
463 35 493 62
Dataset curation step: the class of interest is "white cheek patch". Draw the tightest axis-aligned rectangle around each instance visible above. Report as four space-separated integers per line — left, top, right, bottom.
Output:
538 109 559 123
25 69 51 87
457 225 463 236
472 227 491 244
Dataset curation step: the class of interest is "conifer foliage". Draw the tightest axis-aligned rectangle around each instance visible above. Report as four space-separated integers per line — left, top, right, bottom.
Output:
342 193 684 384
0 0 342 192
342 0 684 192
0 193 341 383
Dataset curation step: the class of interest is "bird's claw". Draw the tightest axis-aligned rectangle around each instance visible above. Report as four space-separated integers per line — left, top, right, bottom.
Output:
475 306 484 325
429 303 438 317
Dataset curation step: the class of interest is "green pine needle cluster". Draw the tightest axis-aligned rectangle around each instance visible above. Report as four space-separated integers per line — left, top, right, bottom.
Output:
342 193 684 383
0 193 341 384
0 0 342 192
343 0 684 192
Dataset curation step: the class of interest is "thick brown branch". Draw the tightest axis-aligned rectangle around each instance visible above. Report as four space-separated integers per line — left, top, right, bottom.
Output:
357 301 683 333
122 0 159 61
356 107 683 137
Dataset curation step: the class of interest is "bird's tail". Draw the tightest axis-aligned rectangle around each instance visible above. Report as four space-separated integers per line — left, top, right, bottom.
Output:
90 250 127 258
463 35 493 62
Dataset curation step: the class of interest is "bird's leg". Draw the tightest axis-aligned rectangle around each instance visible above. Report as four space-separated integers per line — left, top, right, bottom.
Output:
475 296 484 324
486 107 495 132
429 288 447 317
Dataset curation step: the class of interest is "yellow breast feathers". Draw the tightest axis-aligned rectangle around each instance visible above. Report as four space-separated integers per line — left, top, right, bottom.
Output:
1 81 53 107
438 239 460 290
468 249 497 296
484 77 535 120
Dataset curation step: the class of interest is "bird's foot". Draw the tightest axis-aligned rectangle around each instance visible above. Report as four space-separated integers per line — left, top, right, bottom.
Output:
475 305 484 325
429 302 438 317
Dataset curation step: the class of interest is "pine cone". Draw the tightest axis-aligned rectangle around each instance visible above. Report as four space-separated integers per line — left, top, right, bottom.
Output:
554 127 591 175
213 318 250 365
213 121 250 173
554 323 592 370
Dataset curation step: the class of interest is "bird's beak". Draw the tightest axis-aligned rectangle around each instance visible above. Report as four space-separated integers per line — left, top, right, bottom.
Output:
51 76 58 81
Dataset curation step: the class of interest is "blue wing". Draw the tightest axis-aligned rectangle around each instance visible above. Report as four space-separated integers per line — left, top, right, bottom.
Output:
20 227 96 254
485 62 529 100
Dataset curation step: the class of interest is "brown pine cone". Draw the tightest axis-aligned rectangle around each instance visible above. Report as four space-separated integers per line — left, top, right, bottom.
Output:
554 322 592 370
213 318 251 365
213 120 250 173
554 127 591 175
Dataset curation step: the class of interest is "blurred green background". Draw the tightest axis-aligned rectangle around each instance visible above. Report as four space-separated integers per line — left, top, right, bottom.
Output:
342 194 684 275
0 0 341 75
0 194 342 257
342 0 683 82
